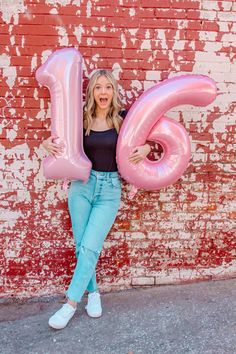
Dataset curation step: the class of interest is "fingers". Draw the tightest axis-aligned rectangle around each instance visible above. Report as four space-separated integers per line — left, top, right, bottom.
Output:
49 147 62 157
129 157 142 164
129 148 145 164
43 136 64 157
129 154 143 164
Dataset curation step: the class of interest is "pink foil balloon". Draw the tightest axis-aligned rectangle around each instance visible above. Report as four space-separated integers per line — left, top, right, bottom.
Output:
117 75 217 194
36 48 92 185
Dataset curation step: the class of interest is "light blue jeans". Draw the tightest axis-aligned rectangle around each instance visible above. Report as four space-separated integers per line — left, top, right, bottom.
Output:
65 169 121 303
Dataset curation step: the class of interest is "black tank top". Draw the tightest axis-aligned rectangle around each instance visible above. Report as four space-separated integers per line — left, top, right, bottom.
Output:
83 109 128 172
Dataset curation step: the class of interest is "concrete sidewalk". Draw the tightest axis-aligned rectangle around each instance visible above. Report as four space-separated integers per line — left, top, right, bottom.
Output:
1 278 236 354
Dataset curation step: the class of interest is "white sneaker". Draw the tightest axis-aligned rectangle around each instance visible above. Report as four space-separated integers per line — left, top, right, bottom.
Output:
85 291 102 318
48 303 76 329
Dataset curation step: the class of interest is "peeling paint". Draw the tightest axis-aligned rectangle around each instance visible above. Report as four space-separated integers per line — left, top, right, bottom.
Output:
86 0 92 17
121 33 127 49
110 63 121 81
31 54 38 73
73 25 85 43
56 26 69 46
1 0 235 299
45 0 71 6
0 0 26 24
2 64 17 90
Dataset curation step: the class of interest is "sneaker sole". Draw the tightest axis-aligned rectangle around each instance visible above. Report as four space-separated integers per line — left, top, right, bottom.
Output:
48 320 68 330
86 310 102 318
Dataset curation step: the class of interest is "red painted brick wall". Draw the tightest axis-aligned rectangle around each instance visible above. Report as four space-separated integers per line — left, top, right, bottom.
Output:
0 0 235 299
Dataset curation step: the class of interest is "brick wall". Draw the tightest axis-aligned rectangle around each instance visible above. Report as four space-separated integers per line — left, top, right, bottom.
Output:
0 0 235 299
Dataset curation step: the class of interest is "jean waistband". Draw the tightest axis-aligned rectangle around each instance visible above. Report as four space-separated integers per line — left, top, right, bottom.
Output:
91 169 119 178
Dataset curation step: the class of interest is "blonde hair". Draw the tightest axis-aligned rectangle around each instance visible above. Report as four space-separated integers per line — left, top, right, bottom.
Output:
83 69 123 135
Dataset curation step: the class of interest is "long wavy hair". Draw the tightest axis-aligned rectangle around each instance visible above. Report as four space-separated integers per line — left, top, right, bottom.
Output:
83 69 123 135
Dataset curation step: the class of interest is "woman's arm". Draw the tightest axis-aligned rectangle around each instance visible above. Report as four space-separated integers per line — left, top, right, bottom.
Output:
119 109 151 163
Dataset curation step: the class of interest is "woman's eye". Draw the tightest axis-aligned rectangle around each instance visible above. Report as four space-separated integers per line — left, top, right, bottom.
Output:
94 85 112 91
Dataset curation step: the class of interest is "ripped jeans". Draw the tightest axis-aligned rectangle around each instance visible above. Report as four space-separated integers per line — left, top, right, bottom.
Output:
65 169 121 303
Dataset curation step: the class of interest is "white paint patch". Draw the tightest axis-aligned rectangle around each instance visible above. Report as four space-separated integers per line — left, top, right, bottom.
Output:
92 54 99 62
21 35 25 48
112 63 122 80
129 8 135 17
156 29 166 41
201 1 219 11
199 31 217 41
6 127 18 141
121 33 126 48
0 53 10 67
49 8 58 14
72 0 81 5
46 0 71 6
141 40 151 50
16 46 21 56
42 184 67 208
31 53 37 73
87 38 92 46
86 0 92 17
177 20 188 29
128 29 138 36
146 71 161 81
131 80 142 91
145 30 151 39
73 25 85 43
189 41 195 50
55 26 69 46
10 35 15 46
211 115 234 133
0 0 26 24
172 40 185 50
143 81 155 90
34 88 39 100
9 24 13 34
126 91 133 99
41 50 52 65
168 50 174 64
35 98 50 121
196 51 228 63
9 108 16 116
3 66 17 89
128 28 138 45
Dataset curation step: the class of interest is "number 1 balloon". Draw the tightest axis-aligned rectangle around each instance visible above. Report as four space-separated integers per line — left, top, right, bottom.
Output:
36 48 92 188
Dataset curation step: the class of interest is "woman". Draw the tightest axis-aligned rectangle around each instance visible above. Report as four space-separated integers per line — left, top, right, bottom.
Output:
42 69 151 329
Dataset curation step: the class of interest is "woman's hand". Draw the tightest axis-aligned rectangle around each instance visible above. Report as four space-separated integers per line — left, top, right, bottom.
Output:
129 143 151 164
42 136 63 157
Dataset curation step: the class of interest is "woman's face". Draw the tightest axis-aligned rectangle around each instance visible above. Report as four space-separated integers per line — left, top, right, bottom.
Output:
93 75 114 111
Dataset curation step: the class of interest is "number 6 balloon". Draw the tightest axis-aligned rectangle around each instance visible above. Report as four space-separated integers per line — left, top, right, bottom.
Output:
116 75 217 197
36 48 92 187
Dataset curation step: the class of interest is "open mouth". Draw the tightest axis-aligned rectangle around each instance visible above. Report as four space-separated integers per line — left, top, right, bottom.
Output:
99 98 108 104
